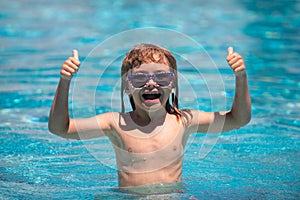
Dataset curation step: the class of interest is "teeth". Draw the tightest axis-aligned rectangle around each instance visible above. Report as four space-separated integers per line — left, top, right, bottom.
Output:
144 92 160 95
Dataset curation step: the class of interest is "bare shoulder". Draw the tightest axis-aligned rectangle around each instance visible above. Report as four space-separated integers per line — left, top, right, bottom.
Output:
94 112 120 129
184 109 215 134
94 112 125 147
188 109 214 125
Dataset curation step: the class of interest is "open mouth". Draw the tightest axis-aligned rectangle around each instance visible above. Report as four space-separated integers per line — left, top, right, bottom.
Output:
142 93 161 100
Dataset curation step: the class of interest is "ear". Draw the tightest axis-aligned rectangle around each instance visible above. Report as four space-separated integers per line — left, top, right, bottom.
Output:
125 87 130 95
171 81 176 91
124 82 130 95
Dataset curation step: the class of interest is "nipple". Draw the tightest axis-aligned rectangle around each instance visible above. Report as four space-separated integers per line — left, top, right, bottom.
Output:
173 145 177 151
127 147 132 152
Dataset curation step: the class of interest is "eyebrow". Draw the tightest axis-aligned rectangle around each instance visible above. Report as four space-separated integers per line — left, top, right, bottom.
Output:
133 70 170 74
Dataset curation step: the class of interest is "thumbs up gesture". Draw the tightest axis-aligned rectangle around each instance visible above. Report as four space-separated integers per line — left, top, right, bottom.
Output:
60 50 81 80
226 47 246 75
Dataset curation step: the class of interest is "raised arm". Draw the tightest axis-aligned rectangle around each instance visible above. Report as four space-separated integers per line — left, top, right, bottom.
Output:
48 50 112 139
188 47 251 133
222 46 251 130
48 50 80 135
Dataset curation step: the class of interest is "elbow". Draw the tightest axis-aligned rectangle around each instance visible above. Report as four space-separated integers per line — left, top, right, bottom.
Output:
243 107 252 126
48 123 69 138
235 112 251 129
47 115 71 138
241 115 251 127
48 122 79 140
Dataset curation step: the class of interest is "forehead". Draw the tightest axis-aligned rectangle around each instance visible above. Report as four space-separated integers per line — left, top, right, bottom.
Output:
131 63 171 74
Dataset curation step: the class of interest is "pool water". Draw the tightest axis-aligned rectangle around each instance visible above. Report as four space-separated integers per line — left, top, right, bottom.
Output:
1 0 299 199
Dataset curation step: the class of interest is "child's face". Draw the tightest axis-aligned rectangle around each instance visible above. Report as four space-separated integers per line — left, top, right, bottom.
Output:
126 63 174 111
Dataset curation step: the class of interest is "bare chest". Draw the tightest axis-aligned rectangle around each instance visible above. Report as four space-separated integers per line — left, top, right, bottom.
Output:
113 117 185 173
121 118 183 151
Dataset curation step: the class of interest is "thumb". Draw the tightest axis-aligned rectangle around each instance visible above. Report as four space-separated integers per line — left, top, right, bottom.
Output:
228 46 233 55
72 49 79 59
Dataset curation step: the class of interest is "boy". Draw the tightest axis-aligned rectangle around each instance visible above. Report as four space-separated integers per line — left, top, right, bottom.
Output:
48 43 251 193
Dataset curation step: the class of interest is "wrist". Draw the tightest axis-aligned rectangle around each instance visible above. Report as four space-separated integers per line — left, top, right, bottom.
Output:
234 70 246 77
60 74 72 81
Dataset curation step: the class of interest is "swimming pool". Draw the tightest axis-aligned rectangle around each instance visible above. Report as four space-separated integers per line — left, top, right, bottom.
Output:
1 0 299 199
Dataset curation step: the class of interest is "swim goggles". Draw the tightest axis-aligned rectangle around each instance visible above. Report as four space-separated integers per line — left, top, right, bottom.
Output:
128 72 174 88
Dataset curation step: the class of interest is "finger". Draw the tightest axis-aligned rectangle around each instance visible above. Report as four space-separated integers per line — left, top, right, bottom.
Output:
226 47 235 61
72 49 79 60
234 66 246 73
69 57 80 66
228 54 242 65
66 65 78 74
228 46 234 55
231 60 244 70
65 60 79 71
60 69 72 78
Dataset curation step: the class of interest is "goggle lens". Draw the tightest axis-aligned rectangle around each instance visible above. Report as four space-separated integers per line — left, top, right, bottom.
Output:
128 72 174 88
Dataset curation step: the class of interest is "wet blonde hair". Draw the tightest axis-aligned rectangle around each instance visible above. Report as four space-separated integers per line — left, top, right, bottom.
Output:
121 43 182 119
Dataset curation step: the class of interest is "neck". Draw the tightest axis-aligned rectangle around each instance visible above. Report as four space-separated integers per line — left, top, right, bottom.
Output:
131 107 167 127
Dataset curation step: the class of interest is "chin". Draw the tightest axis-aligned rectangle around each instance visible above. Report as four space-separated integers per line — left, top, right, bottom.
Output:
141 101 165 112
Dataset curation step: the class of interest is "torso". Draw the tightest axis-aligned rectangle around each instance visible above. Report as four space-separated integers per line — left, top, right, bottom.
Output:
108 112 187 187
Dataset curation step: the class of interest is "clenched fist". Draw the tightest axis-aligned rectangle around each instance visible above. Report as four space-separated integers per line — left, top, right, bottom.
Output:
226 47 246 75
60 50 80 80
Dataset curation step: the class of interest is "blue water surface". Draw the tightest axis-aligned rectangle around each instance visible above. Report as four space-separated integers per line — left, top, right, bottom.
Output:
0 0 299 199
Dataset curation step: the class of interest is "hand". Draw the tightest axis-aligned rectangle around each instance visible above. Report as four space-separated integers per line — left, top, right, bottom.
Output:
60 50 80 80
226 47 246 75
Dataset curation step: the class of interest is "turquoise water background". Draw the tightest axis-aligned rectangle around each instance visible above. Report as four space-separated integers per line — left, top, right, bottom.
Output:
1 0 299 199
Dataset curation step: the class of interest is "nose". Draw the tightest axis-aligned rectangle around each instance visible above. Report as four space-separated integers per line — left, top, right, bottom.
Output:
145 77 157 87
